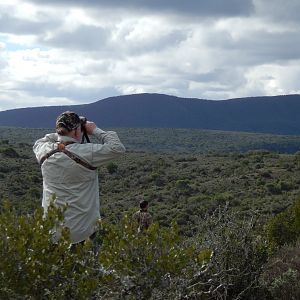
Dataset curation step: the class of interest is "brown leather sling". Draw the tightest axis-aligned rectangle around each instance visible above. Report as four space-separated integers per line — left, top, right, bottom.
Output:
39 142 97 171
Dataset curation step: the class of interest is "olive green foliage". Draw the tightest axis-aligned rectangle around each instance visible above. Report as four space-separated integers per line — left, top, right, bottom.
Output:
266 196 300 250
0 202 207 299
106 161 118 174
261 243 300 300
2 126 300 154
0 147 20 158
0 202 101 299
1 128 300 298
97 218 202 299
95 206 269 299
0 141 41 213
1 138 300 236
99 150 300 236
189 205 268 299
0 200 271 300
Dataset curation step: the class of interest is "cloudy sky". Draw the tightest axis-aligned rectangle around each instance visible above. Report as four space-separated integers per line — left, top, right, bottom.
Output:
0 0 299 111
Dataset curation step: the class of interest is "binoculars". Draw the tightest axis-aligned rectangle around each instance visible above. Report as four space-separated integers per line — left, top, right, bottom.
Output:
79 116 90 143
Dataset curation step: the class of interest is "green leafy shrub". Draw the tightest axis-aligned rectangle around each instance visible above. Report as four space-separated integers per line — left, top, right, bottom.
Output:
0 147 20 158
0 199 281 299
97 217 203 299
141 205 269 299
106 162 118 174
175 179 192 195
266 183 281 195
266 196 300 250
0 202 102 299
149 172 164 186
188 205 268 300
0 163 10 173
0 202 207 299
261 242 300 299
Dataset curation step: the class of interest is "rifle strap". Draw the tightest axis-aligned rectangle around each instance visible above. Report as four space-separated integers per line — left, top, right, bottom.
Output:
39 142 97 171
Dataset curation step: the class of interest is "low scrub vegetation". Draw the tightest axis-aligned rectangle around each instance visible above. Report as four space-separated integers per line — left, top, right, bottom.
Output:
0 128 300 298
0 199 299 299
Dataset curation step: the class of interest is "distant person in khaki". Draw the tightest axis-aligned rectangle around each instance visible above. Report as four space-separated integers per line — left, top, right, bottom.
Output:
133 199 152 232
33 111 125 248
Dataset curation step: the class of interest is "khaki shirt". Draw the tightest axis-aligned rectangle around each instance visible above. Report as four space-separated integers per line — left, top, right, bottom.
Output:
33 128 125 243
133 210 152 231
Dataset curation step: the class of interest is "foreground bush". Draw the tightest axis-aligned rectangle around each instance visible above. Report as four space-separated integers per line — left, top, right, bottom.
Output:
97 206 269 299
261 242 300 299
266 196 300 250
0 202 204 299
96 218 205 299
0 201 281 299
0 202 102 299
185 205 269 299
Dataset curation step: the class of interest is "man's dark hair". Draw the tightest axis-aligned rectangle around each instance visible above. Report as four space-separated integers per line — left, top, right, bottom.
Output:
139 200 148 210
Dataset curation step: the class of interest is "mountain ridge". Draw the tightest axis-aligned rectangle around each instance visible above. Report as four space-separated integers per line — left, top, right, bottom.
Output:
1 93 300 135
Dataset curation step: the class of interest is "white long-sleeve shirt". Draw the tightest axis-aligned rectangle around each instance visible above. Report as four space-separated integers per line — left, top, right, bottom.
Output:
33 128 126 243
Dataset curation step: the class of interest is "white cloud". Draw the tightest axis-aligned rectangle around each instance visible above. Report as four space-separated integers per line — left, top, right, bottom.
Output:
0 0 299 110
254 0 300 25
244 63 300 96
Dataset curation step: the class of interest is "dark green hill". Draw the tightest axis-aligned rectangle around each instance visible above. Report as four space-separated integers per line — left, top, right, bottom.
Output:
1 93 300 134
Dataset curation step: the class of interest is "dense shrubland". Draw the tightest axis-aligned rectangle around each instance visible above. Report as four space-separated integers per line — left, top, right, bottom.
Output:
0 198 299 299
2 126 300 154
0 129 300 298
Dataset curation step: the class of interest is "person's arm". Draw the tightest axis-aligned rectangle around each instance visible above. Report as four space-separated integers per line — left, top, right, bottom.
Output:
32 133 59 162
90 128 126 165
83 121 125 166
146 213 152 227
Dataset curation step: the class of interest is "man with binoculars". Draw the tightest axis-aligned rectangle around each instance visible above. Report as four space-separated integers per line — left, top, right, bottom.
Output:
33 111 126 250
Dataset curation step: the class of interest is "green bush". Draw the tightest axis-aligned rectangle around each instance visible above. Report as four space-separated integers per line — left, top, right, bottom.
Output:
1 196 295 299
175 179 192 195
0 201 206 299
266 196 300 250
106 162 118 174
192 205 268 300
141 205 269 299
0 147 20 158
261 242 300 299
97 218 203 299
0 202 102 299
266 183 281 195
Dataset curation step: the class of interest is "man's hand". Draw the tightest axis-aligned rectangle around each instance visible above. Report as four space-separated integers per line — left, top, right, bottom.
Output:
84 121 97 135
